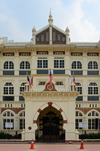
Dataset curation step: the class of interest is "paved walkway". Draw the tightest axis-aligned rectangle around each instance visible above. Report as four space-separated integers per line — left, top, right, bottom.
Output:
0 143 100 151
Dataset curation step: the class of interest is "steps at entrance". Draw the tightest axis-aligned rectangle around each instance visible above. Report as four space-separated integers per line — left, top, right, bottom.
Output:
37 135 64 142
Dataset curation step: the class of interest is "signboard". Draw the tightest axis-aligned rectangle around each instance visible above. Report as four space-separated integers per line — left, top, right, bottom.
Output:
5 122 13 128
79 122 87 128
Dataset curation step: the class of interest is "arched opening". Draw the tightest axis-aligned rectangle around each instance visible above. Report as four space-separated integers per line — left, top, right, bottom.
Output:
35 106 65 142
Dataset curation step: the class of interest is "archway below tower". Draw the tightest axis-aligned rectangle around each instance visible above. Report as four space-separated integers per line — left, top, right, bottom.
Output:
35 106 65 142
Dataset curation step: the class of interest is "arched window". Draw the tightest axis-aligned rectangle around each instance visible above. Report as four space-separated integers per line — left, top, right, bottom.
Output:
4 61 14 69
4 83 14 94
3 111 14 129
88 111 99 116
72 61 82 69
19 111 25 129
76 111 82 116
20 83 26 92
88 61 98 69
20 61 30 69
76 83 82 94
88 83 98 94
88 111 99 129
75 111 83 129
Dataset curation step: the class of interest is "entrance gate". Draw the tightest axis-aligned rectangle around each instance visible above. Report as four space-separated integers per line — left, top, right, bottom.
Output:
35 106 65 142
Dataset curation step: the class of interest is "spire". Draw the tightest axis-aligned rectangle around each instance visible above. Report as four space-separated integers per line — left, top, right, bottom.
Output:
32 26 36 44
0 37 3 44
65 27 70 33
49 8 52 16
48 8 53 25
65 27 70 44
32 26 36 32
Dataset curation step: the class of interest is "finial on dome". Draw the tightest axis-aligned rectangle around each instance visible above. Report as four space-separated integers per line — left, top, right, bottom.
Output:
48 8 53 25
32 26 36 32
0 37 3 44
65 27 70 33
65 27 70 44
49 8 52 16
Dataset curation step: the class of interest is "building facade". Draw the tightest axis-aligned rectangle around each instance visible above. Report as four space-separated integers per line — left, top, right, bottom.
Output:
0 13 100 142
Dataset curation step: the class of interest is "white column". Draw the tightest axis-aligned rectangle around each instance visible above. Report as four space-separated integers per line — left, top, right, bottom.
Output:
49 26 52 44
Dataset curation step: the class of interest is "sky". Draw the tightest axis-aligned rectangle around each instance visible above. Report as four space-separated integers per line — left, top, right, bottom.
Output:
0 0 100 42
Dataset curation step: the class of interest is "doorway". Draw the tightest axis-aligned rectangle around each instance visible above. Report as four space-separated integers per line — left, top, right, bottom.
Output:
35 106 65 142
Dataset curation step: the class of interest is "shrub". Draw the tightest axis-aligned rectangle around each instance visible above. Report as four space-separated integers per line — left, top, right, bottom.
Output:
79 133 100 139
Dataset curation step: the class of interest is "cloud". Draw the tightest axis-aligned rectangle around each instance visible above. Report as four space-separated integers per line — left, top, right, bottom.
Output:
51 0 100 42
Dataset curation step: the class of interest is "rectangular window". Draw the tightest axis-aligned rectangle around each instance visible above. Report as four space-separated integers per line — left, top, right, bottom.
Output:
37 70 48 74
4 87 8 94
60 60 64 68
38 82 46 85
19 52 31 56
76 96 83 101
3 119 14 129
87 71 99 75
53 70 65 74
37 60 42 68
88 96 99 101
88 87 98 94
94 87 98 94
9 87 14 94
19 96 25 101
20 119 25 129
54 60 64 68
19 70 30 75
71 53 82 56
55 82 63 85
75 119 82 129
77 87 82 94
3 96 14 101
3 71 14 75
87 53 99 56
71 71 83 75
88 87 92 94
88 119 95 129
43 60 48 68
20 87 24 92
37 60 48 68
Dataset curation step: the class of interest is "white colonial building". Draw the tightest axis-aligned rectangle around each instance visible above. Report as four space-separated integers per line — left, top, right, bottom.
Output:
0 13 100 142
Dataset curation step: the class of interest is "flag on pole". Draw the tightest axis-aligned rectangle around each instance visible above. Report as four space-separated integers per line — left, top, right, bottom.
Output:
27 74 34 88
49 69 53 84
31 75 34 86
73 75 76 84
27 76 31 86
68 70 72 84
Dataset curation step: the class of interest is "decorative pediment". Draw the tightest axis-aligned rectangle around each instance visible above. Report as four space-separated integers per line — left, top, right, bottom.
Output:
36 28 49 44
52 27 66 44
43 82 57 91
32 14 70 44
35 25 66 44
